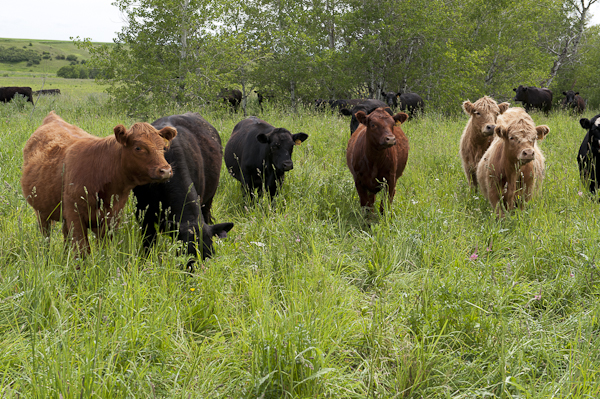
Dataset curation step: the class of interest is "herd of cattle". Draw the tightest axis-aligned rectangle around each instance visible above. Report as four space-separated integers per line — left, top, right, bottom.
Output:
0 86 61 104
8 83 600 268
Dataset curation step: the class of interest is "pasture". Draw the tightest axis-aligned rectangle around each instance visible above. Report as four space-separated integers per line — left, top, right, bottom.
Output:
1 84 600 398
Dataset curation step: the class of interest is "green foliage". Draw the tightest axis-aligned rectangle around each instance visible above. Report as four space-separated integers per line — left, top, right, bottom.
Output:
0 46 41 64
56 64 97 79
66 54 78 62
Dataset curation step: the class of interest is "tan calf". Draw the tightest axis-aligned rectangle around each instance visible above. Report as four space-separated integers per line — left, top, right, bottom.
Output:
21 111 177 254
476 108 548 217
459 96 510 187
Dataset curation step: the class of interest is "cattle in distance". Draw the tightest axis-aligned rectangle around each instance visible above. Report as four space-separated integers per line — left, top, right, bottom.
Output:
33 89 61 96
346 108 410 213
220 88 242 112
577 114 600 194
224 117 308 199
0 86 33 103
459 96 510 188
562 90 585 114
341 99 393 135
477 107 549 217
21 111 176 255
133 113 233 266
513 85 553 114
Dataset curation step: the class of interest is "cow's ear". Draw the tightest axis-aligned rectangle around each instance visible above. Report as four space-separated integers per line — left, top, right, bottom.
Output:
580 118 592 130
340 108 352 116
498 102 510 114
536 125 549 140
495 125 508 139
257 133 270 143
523 87 528 91
462 101 473 115
158 126 177 141
114 124 129 146
209 222 234 239
394 112 409 125
292 133 308 145
513 88 517 92
355 111 368 125
563 91 567 96
575 92 580 96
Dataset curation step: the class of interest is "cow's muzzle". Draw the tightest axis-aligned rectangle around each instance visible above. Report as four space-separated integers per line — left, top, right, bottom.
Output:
282 160 293 171
518 149 535 163
154 165 173 181
381 135 396 148
483 124 495 136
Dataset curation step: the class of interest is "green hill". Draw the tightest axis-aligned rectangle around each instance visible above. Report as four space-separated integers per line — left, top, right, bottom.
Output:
0 37 108 77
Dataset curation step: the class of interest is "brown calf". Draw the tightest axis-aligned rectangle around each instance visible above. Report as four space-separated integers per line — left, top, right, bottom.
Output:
459 96 510 187
346 107 409 212
476 107 548 217
21 111 177 254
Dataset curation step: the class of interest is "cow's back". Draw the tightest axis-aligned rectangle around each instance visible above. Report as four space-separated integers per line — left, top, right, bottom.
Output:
224 117 272 181
21 111 92 216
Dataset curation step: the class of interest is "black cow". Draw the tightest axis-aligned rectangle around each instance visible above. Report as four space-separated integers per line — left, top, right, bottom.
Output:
33 89 61 95
224 117 309 198
0 86 33 103
384 92 398 108
340 99 393 135
220 88 242 111
562 90 585 114
398 93 425 118
577 114 600 194
513 85 553 114
133 112 234 267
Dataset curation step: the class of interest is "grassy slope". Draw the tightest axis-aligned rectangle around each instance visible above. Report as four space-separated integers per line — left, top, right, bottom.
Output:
0 37 102 76
1 86 600 398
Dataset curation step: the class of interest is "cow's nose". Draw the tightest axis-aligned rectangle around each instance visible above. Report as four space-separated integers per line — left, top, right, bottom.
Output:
158 165 173 179
521 149 534 159
484 124 495 134
282 160 293 171
383 136 396 146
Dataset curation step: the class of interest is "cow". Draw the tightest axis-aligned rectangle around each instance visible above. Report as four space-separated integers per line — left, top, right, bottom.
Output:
0 86 33 103
577 114 600 194
476 107 549 217
384 92 398 108
513 85 553 114
133 113 233 266
255 91 274 111
562 90 585 114
21 111 177 254
459 96 510 188
346 108 410 212
224 117 309 198
340 99 393 135
398 93 425 118
220 88 242 111
33 89 61 95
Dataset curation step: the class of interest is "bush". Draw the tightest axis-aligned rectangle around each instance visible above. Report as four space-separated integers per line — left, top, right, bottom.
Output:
66 55 78 62
0 46 41 64
55 54 65 60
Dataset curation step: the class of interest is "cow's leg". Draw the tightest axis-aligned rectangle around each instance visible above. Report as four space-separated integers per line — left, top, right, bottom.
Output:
36 211 52 238
381 180 397 213
355 183 375 209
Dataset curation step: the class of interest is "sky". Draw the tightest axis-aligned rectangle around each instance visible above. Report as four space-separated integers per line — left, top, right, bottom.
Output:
1 1 600 43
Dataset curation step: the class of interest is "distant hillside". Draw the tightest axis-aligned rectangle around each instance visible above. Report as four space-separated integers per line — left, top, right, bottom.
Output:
0 37 110 77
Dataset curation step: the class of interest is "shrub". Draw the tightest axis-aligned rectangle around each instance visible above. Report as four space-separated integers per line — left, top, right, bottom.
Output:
66 54 78 62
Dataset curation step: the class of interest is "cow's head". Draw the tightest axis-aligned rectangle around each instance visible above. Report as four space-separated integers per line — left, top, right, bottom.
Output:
257 128 308 172
463 96 510 136
384 92 398 108
513 85 528 102
495 108 548 165
356 108 408 149
563 90 579 108
580 114 600 153
114 122 177 185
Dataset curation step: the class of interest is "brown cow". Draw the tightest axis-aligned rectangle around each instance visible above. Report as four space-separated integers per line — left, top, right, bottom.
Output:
459 96 510 188
476 107 548 217
346 107 409 212
21 111 177 254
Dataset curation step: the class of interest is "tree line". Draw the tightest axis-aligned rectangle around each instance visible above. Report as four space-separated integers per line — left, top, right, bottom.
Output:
77 0 600 116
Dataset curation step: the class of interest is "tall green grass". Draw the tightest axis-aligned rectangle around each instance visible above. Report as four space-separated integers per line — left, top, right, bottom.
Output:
1 93 600 398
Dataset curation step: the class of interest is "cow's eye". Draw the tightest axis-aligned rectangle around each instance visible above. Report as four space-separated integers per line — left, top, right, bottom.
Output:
474 111 480 116
135 146 142 151
509 136 515 141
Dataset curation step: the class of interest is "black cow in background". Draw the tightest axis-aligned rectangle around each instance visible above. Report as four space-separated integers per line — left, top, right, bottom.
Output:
562 90 586 114
513 85 553 114
577 114 600 194
398 93 425 118
341 99 393 135
384 92 399 108
220 88 242 112
34 89 61 96
255 91 275 111
0 86 33 103
133 112 234 269
224 117 309 198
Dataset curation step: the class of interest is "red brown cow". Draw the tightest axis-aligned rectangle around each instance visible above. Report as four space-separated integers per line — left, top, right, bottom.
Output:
476 107 548 217
346 107 409 212
21 111 177 254
459 96 510 187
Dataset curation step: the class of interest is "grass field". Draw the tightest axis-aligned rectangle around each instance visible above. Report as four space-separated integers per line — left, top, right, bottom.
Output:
1 82 600 398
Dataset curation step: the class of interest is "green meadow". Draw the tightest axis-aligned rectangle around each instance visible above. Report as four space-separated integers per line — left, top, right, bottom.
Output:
1 79 600 398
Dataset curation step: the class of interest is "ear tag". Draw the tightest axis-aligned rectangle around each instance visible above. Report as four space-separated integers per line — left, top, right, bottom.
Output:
163 138 170 148
295 139 302 145
395 121 402 127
